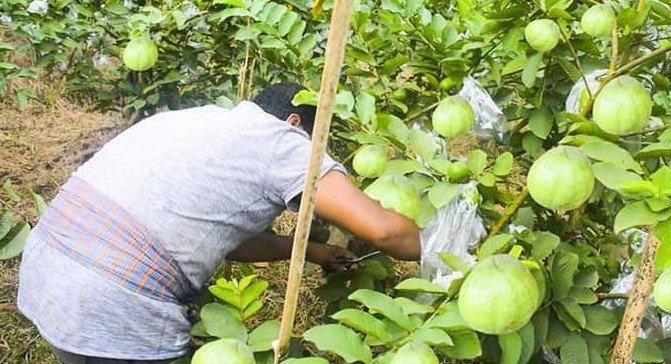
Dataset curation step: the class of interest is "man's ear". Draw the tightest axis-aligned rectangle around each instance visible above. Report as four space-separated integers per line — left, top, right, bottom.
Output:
286 113 303 129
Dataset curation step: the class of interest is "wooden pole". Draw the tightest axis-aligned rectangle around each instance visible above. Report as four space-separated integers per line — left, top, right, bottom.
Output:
274 0 354 358
610 227 660 364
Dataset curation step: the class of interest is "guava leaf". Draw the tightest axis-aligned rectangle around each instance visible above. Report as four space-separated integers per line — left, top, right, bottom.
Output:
492 152 514 176
277 12 299 36
522 132 543 157
393 297 433 316
243 299 263 319
355 92 375 126
189 321 209 338
545 311 568 349
428 158 451 176
660 127 671 142
438 329 482 359
424 302 468 331
241 280 269 308
591 162 642 191
632 338 664 363
302 324 373 364
528 107 553 139
200 303 247 341
30 190 48 217
382 160 429 175
348 289 415 330
557 299 586 329
533 309 550 347
416 195 437 228
408 129 438 163
580 140 642 173
375 114 409 144
651 166 671 196
292 89 318 106
331 309 391 342
550 251 579 300
438 252 470 274
0 212 11 240
568 287 597 305
248 320 280 352
478 172 496 187
395 278 448 294
614 201 671 233
574 269 599 288
427 182 460 208
560 334 589 364
583 306 618 335
467 149 488 175
0 222 29 260
499 332 522 364
531 231 560 261
635 141 671 160
618 180 658 198
478 233 514 259
208 285 240 308
407 327 453 346
655 218 671 273
517 323 535 364
522 52 543 88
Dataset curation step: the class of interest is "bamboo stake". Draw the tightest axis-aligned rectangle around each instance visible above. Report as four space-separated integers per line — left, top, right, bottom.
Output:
274 0 354 359
610 227 660 364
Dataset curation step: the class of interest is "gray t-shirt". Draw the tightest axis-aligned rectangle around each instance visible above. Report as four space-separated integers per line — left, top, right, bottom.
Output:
17 102 344 360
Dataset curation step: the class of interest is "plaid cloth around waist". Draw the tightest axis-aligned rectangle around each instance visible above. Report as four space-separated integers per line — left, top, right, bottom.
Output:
34 177 192 304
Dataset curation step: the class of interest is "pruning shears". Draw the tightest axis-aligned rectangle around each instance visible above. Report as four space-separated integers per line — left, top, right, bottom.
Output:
328 250 382 269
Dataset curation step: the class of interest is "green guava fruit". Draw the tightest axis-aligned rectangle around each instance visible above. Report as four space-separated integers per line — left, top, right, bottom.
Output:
593 75 652 135
524 19 560 52
581 4 616 38
526 146 595 211
123 38 159 71
392 89 409 102
364 174 421 220
654 268 671 313
447 161 471 182
391 341 439 364
439 76 461 91
458 254 539 335
191 339 255 364
432 96 475 139
353 145 388 178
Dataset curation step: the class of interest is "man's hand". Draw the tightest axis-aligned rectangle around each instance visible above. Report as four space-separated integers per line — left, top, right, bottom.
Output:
306 243 357 271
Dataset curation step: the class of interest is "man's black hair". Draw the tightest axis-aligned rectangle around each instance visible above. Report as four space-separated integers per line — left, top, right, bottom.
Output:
252 83 317 136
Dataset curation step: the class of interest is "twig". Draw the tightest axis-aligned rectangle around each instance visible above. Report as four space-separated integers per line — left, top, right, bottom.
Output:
559 28 592 99
402 101 440 123
610 227 660 364
486 186 529 240
609 24 619 73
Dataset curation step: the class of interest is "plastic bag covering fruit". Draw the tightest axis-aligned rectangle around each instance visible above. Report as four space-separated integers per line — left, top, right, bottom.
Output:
191 338 255 364
524 19 560 52
654 268 671 313
458 254 539 335
565 69 608 113
581 4 616 38
123 38 158 71
526 146 595 211
364 174 421 220
432 95 475 139
457 77 508 142
352 145 388 178
391 341 439 364
593 75 652 135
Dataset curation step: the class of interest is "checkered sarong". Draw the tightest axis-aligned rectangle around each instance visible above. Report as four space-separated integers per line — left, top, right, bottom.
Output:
34 177 192 303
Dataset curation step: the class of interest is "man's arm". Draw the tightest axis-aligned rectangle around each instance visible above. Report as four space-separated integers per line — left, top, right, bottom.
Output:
226 232 355 265
314 171 421 260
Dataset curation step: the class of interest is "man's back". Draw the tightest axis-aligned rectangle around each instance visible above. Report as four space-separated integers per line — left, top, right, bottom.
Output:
17 101 342 359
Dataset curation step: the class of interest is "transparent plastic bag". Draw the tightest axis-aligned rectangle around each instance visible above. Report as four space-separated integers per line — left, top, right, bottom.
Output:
565 69 608 114
419 182 486 287
458 76 508 142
